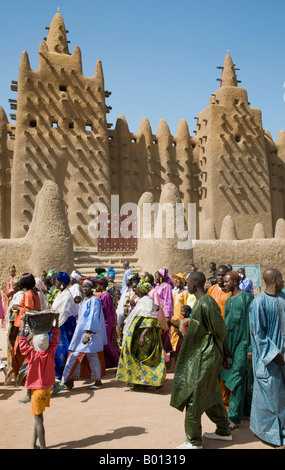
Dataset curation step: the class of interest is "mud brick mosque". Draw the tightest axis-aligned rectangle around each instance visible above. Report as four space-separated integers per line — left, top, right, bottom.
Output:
0 10 284 285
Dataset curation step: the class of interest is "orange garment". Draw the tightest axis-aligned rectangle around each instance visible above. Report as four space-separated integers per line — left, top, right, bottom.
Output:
170 289 189 351
14 289 41 328
31 388 51 415
207 284 231 319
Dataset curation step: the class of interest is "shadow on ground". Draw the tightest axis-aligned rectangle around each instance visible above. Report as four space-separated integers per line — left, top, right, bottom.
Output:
49 426 146 449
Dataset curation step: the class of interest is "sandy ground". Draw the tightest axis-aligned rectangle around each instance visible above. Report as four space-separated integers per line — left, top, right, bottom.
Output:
0 327 271 451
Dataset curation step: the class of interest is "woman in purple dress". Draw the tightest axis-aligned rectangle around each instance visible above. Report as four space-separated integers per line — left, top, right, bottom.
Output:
96 278 120 368
154 268 174 354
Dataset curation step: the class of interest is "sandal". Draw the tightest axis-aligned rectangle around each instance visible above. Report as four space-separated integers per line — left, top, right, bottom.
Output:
229 420 239 429
4 370 14 386
89 384 103 390
18 396 31 403
51 384 64 397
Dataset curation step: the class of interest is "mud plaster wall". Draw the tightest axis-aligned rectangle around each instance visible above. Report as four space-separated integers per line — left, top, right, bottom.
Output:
137 237 285 291
0 180 74 291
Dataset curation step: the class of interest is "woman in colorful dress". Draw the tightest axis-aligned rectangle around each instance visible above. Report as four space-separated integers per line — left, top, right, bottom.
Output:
116 278 166 392
144 273 170 366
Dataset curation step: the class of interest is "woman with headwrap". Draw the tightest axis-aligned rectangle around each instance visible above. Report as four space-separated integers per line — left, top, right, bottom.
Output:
50 272 77 381
144 273 170 366
170 273 189 352
95 278 120 368
95 268 107 279
107 267 116 280
12 273 41 402
116 278 166 392
154 268 174 354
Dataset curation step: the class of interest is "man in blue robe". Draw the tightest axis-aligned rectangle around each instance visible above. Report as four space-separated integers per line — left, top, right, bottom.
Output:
249 268 285 447
52 279 107 394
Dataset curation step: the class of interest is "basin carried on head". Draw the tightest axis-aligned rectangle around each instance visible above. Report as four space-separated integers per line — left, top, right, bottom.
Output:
26 310 59 335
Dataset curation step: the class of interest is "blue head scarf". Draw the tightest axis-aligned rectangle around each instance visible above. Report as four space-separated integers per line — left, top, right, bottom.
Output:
108 267 115 278
56 272 70 285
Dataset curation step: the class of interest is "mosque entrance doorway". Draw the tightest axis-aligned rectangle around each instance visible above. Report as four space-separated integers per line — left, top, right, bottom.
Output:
98 213 137 252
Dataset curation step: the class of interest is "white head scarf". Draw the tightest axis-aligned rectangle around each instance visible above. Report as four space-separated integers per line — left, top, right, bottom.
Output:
35 278 47 310
71 270 82 282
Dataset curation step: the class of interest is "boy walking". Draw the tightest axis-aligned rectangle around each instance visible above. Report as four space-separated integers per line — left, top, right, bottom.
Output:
19 313 60 449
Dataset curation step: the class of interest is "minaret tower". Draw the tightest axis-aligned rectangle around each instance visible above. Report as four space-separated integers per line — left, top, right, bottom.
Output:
10 10 111 246
196 52 273 240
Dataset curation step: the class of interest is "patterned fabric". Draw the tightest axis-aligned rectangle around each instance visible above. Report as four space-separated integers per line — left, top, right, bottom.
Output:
46 287 60 306
116 316 166 387
50 316 76 379
137 279 152 295
179 318 190 337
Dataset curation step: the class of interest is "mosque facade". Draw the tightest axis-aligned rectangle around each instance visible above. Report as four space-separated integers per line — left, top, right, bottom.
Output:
0 10 284 279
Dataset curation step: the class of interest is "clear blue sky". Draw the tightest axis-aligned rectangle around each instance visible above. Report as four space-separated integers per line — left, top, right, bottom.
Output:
0 0 284 140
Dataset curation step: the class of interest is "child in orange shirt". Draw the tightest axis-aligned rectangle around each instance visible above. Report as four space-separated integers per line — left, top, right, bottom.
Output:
14 273 41 329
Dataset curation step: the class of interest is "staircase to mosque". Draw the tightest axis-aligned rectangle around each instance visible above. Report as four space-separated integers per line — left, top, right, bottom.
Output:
73 248 143 290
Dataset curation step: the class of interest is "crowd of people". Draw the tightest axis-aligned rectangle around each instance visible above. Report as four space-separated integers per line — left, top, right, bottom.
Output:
0 260 284 450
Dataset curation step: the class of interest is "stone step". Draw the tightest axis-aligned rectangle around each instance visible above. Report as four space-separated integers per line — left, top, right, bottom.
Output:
73 249 142 288
74 249 139 264
74 265 142 276
74 257 140 266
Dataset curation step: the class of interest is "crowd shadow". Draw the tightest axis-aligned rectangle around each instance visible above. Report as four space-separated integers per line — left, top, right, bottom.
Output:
49 426 146 449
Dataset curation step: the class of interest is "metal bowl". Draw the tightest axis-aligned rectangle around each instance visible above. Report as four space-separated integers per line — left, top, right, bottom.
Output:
26 310 59 335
